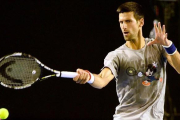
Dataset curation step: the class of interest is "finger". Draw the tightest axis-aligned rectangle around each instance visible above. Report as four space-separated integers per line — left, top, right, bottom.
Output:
77 69 85 77
76 68 83 73
75 69 90 84
158 22 162 33
80 80 86 84
78 71 85 80
165 33 168 40
73 74 80 81
154 23 158 34
80 71 90 84
76 80 82 84
74 69 84 83
147 40 157 46
78 70 88 83
81 73 89 84
163 25 166 34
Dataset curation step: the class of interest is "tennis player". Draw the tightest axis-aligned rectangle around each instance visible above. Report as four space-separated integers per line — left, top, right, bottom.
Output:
73 2 180 120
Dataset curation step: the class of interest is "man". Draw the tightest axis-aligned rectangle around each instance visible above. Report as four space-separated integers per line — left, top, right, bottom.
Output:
73 2 180 120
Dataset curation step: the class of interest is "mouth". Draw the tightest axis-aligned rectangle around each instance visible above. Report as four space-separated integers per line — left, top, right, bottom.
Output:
123 32 129 35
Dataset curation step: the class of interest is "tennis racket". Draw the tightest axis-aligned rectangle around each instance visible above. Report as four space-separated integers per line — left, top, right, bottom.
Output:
0 52 80 89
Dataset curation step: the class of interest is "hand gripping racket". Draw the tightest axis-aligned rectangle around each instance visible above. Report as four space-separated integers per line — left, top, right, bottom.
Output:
0 52 79 89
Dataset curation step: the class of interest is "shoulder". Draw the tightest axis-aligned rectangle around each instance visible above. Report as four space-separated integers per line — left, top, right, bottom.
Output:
146 38 164 49
115 43 127 51
106 44 126 56
146 38 166 56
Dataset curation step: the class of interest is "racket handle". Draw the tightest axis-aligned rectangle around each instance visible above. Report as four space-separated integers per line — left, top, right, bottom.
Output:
60 71 78 78
59 71 94 84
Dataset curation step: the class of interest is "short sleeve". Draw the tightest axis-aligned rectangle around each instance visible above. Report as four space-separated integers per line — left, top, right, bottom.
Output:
102 51 120 79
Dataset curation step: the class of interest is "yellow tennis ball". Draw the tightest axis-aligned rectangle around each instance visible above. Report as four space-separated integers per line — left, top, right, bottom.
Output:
0 108 9 119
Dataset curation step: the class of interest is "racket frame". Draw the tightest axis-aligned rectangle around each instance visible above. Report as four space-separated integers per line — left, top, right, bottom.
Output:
0 52 77 89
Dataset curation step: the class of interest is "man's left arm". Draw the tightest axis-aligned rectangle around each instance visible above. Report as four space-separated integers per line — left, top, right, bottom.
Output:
147 22 180 74
166 48 180 74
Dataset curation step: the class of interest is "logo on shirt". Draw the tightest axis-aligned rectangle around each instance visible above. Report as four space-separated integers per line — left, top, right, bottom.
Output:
142 61 162 86
126 62 162 87
126 67 137 76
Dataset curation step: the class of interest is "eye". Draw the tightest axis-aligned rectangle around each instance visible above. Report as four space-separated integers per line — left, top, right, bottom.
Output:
119 21 123 24
126 20 131 23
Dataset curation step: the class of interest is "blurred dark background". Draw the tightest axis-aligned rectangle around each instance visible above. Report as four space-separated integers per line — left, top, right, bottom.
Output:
0 0 179 120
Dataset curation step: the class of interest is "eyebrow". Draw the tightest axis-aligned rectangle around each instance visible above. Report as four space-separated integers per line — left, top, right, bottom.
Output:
119 19 131 22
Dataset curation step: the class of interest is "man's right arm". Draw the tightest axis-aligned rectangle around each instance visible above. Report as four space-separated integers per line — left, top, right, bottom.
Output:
73 67 114 89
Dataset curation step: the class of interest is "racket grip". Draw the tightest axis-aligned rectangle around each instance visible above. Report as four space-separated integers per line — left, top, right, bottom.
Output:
60 71 78 78
59 71 94 84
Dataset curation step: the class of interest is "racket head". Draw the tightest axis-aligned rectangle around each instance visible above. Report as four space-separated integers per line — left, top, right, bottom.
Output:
0 52 41 89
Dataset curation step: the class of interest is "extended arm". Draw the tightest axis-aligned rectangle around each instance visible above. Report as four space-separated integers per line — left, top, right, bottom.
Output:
73 67 114 89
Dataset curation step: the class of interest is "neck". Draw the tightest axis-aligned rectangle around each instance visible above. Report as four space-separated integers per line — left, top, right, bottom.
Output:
125 31 145 50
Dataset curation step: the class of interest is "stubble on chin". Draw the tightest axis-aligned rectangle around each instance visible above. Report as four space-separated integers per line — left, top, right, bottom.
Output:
124 37 131 41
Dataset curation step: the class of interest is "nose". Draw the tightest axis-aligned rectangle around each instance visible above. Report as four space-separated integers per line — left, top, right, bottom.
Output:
122 23 127 29
120 23 127 30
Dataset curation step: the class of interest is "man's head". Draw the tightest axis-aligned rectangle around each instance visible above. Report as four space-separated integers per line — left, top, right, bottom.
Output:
117 2 144 41
117 2 144 21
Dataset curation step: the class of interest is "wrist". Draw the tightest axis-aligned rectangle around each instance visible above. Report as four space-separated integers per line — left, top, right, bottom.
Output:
162 40 172 48
85 70 95 84
162 40 177 55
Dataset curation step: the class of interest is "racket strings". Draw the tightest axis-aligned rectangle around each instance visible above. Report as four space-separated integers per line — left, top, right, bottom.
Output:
0 56 41 88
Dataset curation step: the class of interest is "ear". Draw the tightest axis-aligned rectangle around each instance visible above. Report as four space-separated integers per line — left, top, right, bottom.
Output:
139 18 144 27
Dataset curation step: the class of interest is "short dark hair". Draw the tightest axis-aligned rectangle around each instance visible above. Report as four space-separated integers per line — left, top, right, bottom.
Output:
117 2 144 20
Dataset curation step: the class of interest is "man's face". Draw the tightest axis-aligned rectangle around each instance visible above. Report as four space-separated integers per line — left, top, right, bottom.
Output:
119 12 141 41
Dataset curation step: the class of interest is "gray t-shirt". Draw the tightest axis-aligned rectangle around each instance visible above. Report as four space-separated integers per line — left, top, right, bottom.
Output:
103 38 167 120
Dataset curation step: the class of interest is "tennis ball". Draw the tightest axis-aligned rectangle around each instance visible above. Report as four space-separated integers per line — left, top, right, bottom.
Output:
0 108 9 119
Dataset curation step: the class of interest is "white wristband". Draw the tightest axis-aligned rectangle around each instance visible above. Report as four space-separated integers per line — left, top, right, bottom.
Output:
87 72 95 84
